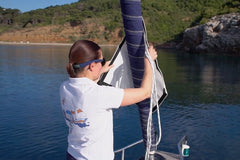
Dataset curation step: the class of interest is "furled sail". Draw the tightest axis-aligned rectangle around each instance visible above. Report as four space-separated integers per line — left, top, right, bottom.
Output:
98 0 168 158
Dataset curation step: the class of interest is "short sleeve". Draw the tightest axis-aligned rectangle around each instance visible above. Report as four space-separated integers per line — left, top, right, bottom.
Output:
96 85 124 110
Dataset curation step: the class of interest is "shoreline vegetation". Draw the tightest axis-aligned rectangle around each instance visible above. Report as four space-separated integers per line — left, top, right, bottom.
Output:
1 0 239 46
0 41 117 47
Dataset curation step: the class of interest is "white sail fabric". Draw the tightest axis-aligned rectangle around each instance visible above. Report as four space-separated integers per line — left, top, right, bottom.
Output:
102 41 134 89
98 38 167 110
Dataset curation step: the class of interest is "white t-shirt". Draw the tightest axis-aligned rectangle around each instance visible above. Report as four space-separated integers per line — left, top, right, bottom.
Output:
60 77 124 160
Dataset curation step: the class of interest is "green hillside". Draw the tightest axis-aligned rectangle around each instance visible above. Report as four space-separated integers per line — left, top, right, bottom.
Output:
0 0 239 44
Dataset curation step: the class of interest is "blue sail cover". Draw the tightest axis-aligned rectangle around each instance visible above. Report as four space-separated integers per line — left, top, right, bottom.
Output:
99 0 168 154
120 0 156 151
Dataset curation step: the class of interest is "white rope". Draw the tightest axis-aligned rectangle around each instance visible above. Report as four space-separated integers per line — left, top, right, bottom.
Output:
143 18 162 159
144 50 155 160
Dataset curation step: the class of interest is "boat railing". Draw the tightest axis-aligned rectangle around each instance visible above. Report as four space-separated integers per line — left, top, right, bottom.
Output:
114 139 143 160
115 136 188 160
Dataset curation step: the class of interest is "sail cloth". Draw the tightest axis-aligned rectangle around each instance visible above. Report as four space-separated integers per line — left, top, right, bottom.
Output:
98 0 168 154
98 38 167 109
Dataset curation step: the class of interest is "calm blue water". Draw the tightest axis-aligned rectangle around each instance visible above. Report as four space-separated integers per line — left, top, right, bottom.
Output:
0 44 239 160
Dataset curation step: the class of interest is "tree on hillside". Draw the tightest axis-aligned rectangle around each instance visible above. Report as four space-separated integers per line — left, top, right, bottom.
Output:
0 7 20 25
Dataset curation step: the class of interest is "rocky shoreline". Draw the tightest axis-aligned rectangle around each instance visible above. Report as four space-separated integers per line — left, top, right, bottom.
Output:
177 13 240 55
1 13 239 55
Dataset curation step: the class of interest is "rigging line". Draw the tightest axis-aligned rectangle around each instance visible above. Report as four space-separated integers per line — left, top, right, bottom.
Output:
144 48 155 160
142 18 163 159
143 18 153 160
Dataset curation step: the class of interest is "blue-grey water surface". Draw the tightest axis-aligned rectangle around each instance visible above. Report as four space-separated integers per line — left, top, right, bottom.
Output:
0 44 239 160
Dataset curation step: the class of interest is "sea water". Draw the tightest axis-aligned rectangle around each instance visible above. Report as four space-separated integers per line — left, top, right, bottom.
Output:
0 44 239 160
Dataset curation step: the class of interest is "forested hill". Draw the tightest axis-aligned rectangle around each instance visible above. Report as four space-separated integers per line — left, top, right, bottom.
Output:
0 0 239 44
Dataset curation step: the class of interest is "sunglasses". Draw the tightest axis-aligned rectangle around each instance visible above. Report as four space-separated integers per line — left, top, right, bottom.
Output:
73 58 106 69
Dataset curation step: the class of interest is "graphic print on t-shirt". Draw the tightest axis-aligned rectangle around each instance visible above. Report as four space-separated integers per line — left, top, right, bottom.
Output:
63 108 90 128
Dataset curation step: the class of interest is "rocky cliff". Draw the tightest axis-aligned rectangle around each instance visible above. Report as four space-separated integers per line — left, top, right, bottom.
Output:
178 13 240 55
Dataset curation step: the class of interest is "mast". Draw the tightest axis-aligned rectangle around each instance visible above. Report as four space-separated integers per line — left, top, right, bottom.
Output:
120 0 157 152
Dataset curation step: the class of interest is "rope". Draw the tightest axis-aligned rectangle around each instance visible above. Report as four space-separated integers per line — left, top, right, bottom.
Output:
143 19 162 159
144 50 155 160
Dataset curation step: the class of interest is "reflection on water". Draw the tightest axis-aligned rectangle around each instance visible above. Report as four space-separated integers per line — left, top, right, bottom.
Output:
154 50 240 160
0 44 70 160
176 53 240 84
0 44 239 160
